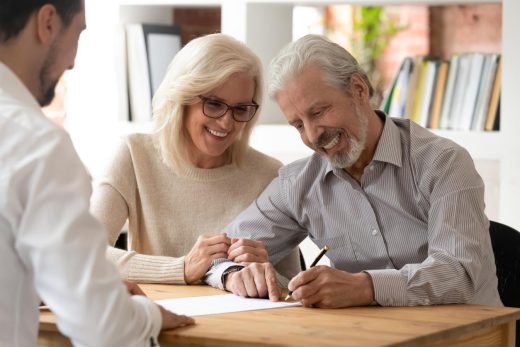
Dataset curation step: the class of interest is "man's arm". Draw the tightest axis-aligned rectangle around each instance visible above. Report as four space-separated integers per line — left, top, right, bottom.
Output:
367 147 501 306
15 130 188 345
204 177 308 293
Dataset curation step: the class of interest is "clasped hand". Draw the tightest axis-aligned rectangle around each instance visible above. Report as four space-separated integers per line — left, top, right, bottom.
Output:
184 233 268 284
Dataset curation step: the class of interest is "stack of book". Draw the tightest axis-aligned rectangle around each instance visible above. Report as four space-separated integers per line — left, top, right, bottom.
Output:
381 53 501 131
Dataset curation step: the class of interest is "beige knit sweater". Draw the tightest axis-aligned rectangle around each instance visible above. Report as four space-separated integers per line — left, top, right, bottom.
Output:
90 133 300 285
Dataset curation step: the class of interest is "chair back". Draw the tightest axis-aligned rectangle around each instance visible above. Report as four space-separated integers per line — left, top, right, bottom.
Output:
489 220 520 347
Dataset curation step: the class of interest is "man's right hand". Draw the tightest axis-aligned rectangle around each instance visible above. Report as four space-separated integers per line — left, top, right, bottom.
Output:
224 263 281 301
158 305 195 330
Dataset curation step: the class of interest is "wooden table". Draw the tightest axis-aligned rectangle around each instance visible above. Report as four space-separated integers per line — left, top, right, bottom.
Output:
39 284 520 347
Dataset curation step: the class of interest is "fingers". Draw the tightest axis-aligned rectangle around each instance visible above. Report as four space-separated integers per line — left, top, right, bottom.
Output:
184 235 231 284
264 265 281 301
123 280 146 296
159 306 195 330
205 242 231 258
288 266 322 293
242 269 259 298
228 239 268 263
206 233 231 246
231 250 267 264
226 263 280 300
226 271 248 297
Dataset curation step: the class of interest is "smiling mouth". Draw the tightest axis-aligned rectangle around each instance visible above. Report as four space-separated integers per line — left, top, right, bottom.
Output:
322 133 340 150
206 127 228 138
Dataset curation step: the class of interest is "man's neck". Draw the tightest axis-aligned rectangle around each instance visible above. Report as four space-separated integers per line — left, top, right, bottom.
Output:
0 39 43 102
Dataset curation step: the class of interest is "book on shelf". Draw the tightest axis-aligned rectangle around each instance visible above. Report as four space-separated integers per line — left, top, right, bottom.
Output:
439 55 459 130
126 23 181 122
403 56 423 120
457 53 485 130
484 57 502 131
428 61 448 129
381 52 501 131
472 54 499 130
383 57 413 118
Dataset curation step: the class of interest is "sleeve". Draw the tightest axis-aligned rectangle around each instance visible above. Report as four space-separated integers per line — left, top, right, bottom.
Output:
366 147 492 306
204 177 307 289
91 140 186 284
15 130 162 346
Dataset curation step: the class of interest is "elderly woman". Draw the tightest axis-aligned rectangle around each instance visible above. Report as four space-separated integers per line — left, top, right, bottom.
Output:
91 33 300 286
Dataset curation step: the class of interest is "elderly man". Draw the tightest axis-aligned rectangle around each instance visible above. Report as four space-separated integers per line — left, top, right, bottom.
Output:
205 34 501 309
0 1 193 345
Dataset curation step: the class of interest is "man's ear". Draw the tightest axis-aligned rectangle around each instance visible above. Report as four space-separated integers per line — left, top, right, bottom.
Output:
349 74 369 102
35 4 61 46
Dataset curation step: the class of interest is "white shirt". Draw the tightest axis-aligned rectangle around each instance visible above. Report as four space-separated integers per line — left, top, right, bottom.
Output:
0 62 162 346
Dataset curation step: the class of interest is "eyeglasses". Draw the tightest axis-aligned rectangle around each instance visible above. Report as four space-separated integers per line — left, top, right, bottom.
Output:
199 96 258 122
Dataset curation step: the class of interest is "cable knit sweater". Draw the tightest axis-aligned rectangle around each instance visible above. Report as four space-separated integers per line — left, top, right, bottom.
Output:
90 133 300 285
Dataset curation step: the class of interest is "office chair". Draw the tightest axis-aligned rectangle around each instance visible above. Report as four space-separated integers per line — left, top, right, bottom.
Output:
489 220 520 347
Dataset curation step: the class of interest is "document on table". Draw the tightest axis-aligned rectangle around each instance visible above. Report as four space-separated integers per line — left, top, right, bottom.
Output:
156 294 302 317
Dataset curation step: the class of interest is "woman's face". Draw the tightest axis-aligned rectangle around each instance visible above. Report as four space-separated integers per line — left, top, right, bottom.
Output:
184 72 255 168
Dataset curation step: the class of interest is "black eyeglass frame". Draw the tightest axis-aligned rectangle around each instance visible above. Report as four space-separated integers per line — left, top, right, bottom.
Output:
198 95 259 123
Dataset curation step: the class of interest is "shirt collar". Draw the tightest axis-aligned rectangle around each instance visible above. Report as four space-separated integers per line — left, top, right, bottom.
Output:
323 110 403 177
372 111 403 168
0 61 41 110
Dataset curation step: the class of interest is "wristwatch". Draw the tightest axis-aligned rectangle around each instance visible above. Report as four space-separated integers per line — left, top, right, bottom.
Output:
221 265 244 286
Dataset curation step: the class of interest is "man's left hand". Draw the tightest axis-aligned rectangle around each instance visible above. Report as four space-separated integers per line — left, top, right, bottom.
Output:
288 266 374 308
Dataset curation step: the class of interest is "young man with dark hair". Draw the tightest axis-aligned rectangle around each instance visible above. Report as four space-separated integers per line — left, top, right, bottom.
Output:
0 1 193 345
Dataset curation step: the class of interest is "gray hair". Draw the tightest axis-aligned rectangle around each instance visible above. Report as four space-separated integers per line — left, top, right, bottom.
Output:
152 33 263 173
268 34 374 102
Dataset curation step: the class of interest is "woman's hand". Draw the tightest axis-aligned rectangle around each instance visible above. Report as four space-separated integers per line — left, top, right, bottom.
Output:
227 238 268 265
184 233 231 284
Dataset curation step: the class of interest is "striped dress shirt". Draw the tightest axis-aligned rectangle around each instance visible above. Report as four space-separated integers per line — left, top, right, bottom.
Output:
207 114 502 307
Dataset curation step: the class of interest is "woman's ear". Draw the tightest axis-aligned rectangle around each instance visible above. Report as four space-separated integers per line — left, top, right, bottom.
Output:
35 4 61 46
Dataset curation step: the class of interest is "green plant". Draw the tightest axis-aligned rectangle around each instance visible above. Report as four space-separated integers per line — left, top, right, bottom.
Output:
351 6 404 99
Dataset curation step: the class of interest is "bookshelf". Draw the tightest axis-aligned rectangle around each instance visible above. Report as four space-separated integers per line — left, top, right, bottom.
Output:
68 0 519 230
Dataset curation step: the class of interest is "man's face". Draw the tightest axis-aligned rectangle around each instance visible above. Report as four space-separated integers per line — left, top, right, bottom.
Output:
38 4 86 106
276 65 368 169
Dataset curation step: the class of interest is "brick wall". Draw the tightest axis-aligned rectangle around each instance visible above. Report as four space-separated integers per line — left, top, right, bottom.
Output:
173 7 221 46
429 4 501 60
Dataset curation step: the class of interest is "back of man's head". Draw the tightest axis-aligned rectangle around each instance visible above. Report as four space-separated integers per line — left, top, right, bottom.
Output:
0 0 82 43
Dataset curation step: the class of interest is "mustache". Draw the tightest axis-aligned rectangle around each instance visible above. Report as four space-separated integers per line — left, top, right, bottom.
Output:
314 128 343 148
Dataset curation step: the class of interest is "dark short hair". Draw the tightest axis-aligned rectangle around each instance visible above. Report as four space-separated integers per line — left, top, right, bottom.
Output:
0 0 82 43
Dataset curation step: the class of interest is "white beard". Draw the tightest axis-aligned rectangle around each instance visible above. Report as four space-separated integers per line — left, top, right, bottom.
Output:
328 106 368 169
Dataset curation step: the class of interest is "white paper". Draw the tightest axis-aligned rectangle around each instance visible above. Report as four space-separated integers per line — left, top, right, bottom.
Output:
156 294 301 317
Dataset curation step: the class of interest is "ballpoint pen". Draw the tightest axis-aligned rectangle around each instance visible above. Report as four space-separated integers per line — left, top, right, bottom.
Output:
284 245 329 301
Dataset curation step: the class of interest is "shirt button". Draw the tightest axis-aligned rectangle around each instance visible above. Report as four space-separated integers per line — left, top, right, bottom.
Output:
369 166 374 171
371 229 378 236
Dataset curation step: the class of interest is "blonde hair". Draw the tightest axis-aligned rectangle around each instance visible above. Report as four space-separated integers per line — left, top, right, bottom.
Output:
152 33 263 173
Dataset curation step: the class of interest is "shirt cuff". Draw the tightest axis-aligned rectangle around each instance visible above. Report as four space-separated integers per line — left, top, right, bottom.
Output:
204 260 240 290
365 269 408 306
131 294 162 344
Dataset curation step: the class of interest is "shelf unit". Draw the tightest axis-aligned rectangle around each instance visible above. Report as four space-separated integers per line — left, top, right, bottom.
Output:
69 0 519 229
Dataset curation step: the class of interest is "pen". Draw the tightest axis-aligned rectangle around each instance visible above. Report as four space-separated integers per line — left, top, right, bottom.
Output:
284 245 329 301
